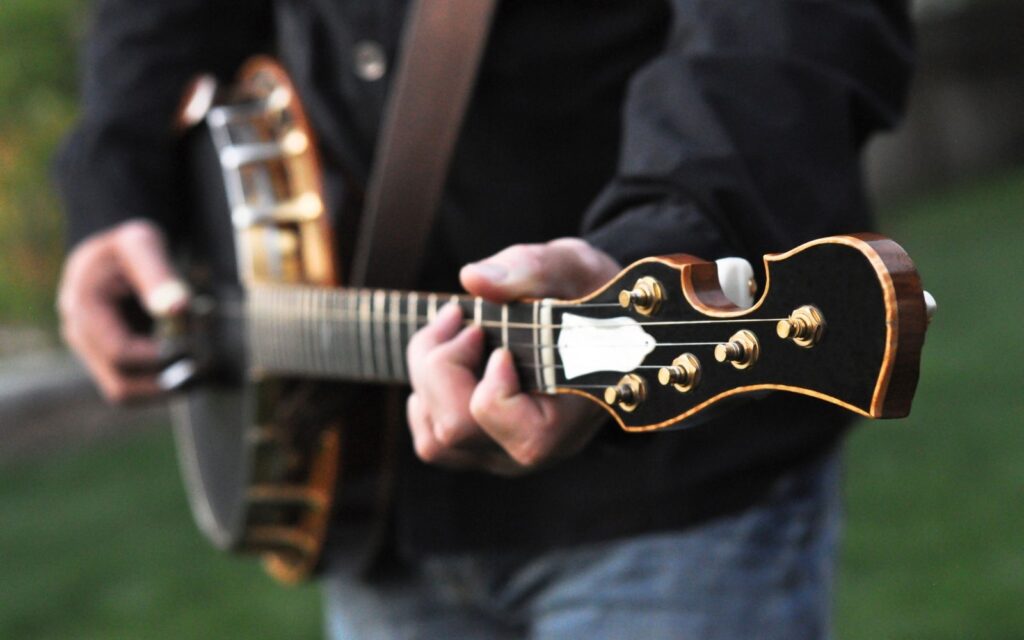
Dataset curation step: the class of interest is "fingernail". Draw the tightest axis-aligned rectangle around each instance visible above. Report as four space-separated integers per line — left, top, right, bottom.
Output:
468 262 508 283
486 348 518 397
436 301 462 324
145 280 191 317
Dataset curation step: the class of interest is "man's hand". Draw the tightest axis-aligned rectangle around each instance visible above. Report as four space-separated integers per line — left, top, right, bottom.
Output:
57 219 189 404
405 238 620 475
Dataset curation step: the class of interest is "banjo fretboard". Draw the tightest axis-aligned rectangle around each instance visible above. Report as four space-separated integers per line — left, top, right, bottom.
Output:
246 284 557 393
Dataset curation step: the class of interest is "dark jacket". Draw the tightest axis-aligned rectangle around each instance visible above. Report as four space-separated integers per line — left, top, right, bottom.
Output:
55 0 913 554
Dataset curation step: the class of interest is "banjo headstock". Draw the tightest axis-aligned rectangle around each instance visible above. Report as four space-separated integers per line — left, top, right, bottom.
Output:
546 234 931 431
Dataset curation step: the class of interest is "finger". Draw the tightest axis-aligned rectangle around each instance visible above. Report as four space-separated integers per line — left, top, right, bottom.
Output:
407 303 484 392
421 325 491 449
406 303 491 450
460 238 618 301
426 323 486 377
74 339 164 404
407 393 528 476
471 348 604 468
469 348 553 466
92 368 163 405
113 220 190 317
406 393 481 469
58 240 162 369
406 302 465 367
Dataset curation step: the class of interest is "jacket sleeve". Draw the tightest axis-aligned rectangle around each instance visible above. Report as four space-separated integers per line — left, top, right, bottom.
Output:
581 0 913 269
54 0 273 247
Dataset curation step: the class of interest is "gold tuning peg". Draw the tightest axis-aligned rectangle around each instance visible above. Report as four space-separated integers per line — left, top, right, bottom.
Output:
617 277 665 316
603 374 647 412
714 330 760 370
658 353 702 393
776 305 825 348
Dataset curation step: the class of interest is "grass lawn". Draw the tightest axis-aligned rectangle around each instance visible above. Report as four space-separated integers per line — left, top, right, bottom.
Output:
1 169 1021 638
0 424 324 640
837 169 1024 638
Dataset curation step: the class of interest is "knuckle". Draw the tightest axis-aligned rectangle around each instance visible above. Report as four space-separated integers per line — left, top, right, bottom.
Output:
502 243 540 265
406 330 430 360
71 234 104 262
56 290 77 318
525 246 548 271
116 219 160 246
58 321 79 349
548 237 588 252
406 334 424 364
503 243 529 256
434 415 468 447
102 381 130 405
62 243 98 282
508 439 546 469
405 393 421 417
468 393 497 425
423 347 448 371
413 435 443 464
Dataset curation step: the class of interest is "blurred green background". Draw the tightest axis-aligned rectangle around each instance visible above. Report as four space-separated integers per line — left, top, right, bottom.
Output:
1 1 1021 638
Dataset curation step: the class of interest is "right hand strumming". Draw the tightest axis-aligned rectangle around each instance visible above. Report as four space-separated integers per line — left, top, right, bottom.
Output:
57 219 189 404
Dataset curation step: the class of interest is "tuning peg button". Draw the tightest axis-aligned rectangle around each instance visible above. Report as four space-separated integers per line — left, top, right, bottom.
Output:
658 353 702 393
776 305 825 348
923 291 937 324
714 330 760 370
617 277 665 316
603 374 647 412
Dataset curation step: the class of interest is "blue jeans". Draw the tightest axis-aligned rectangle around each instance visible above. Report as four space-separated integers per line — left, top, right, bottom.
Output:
323 450 841 639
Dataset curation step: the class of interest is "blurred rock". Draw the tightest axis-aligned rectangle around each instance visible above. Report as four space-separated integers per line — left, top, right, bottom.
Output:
0 350 167 462
0 325 53 358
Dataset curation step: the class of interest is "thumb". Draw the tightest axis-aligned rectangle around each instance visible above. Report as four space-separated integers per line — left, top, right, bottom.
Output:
460 238 619 301
113 220 190 317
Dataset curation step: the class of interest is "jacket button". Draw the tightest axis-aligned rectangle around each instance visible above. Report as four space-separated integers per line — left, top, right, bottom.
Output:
353 41 387 81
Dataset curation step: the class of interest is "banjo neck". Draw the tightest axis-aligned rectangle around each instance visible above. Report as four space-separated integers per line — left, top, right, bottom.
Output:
245 284 555 393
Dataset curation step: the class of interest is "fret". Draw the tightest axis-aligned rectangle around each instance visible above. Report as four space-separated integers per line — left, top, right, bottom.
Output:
389 291 405 382
277 288 288 372
427 293 438 322
320 288 331 375
303 287 314 375
299 287 309 372
248 290 261 371
501 304 509 348
532 301 543 391
335 290 346 374
407 292 419 348
320 287 334 376
373 289 389 380
294 287 305 373
479 300 505 353
359 289 374 379
270 287 282 373
258 287 269 372
538 299 556 393
306 288 316 374
345 289 359 378
473 297 482 327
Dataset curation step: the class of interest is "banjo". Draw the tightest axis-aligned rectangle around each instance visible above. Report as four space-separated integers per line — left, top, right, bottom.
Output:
163 58 935 583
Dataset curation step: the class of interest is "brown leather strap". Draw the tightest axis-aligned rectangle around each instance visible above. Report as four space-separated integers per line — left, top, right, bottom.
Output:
349 0 498 288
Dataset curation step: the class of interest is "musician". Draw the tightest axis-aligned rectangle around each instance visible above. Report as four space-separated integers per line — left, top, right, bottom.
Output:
55 0 913 637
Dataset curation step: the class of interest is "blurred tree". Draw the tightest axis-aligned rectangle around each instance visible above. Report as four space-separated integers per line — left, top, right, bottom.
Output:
0 0 83 332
